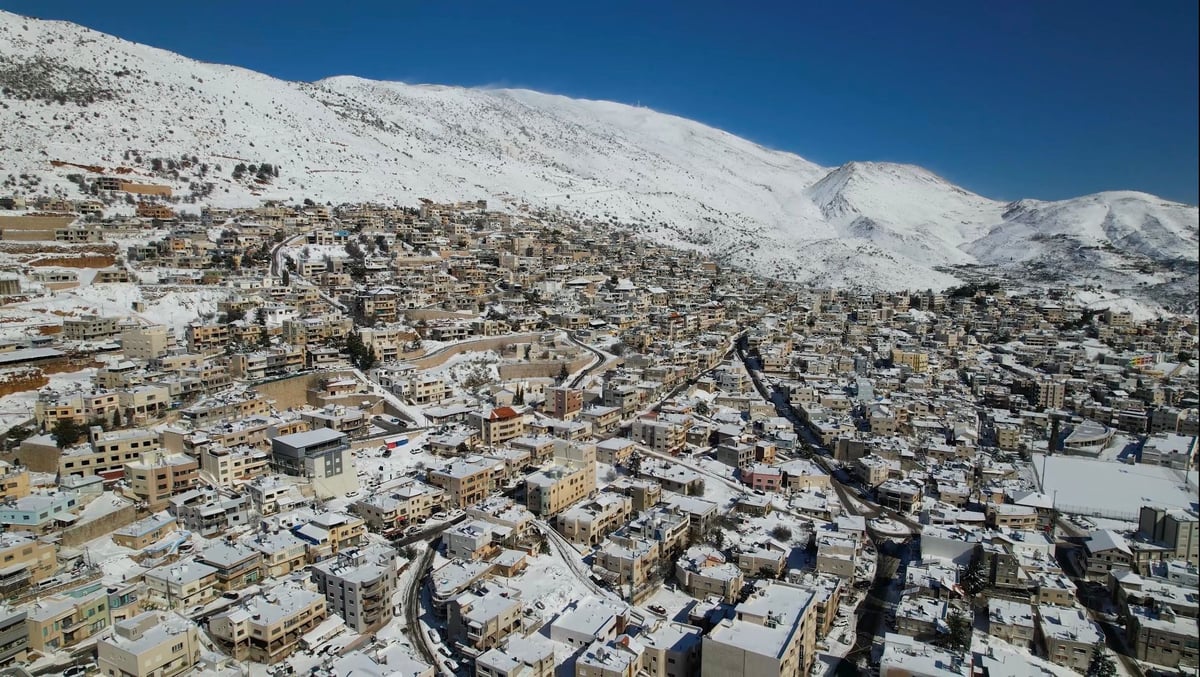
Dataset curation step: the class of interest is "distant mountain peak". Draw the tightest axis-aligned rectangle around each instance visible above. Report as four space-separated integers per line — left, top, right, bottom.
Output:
0 9 1195 303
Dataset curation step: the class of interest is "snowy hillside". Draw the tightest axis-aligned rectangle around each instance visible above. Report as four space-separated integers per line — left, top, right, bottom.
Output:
0 10 1196 296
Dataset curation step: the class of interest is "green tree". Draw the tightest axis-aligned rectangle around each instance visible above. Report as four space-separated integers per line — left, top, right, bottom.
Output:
51 419 85 448
769 525 793 542
1085 644 1117 677
962 554 989 596
942 611 972 653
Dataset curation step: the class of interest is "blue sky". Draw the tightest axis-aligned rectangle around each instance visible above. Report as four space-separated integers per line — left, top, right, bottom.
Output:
3 1 1197 204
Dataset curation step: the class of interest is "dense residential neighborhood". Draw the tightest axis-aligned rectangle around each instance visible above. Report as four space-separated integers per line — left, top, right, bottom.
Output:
0 192 1193 677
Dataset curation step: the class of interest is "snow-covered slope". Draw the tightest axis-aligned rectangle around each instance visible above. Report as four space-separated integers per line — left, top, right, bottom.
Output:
0 10 1196 295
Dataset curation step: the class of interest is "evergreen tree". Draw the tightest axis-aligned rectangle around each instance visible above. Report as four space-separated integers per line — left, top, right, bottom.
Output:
962 554 989 596
1085 644 1117 677
51 419 84 448
942 612 973 653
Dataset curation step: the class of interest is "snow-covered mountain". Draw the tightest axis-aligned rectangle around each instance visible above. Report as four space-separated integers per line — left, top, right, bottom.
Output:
1 10 1196 297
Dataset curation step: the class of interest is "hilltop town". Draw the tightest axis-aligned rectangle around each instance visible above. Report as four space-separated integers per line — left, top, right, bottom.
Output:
0 189 1195 677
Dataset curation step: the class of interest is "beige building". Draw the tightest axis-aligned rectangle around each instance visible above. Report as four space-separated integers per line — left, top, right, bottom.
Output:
125 450 199 508
208 584 327 664
526 442 597 516
186 323 231 354
0 533 57 595
1037 606 1104 673
1126 605 1199 670
890 348 929 372
62 315 121 341
428 457 503 509
675 546 744 604
142 561 219 610
593 537 660 592
56 427 160 478
479 407 527 446
121 324 175 361
199 445 271 486
97 611 201 677
476 635 557 677
25 588 110 653
639 619 703 677
353 481 445 533
0 462 29 500
557 494 633 546
111 513 177 550
702 582 817 677
197 541 264 591
448 583 524 652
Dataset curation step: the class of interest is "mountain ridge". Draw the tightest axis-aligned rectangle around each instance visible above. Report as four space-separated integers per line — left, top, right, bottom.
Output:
0 10 1196 301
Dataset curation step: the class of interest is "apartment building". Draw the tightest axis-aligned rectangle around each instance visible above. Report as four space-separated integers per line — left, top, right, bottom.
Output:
1138 506 1199 565
547 386 583 420
55 427 160 478
890 348 929 372
180 390 272 427
631 414 690 455
593 537 660 592
702 582 818 677
311 544 400 633
353 481 445 533
1037 606 1105 672
121 324 174 360
445 519 509 562
577 638 642 677
0 533 57 595
111 513 177 550
25 587 110 653
196 541 264 591
557 494 633 546
986 503 1040 530
300 405 370 439
0 492 79 532
186 323 231 354
1126 605 1199 670
125 450 199 508
269 429 349 480
524 441 597 517
427 457 503 509
199 445 272 486
581 405 622 435
987 599 1036 646
465 496 535 544
447 582 524 653
34 389 121 429
208 585 327 664
62 315 121 341
0 462 29 501
97 611 201 677
0 608 27 667
245 530 307 578
675 546 744 603
639 619 703 677
478 406 527 446
294 511 367 558
142 561 219 610
169 489 251 537
476 635 557 677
